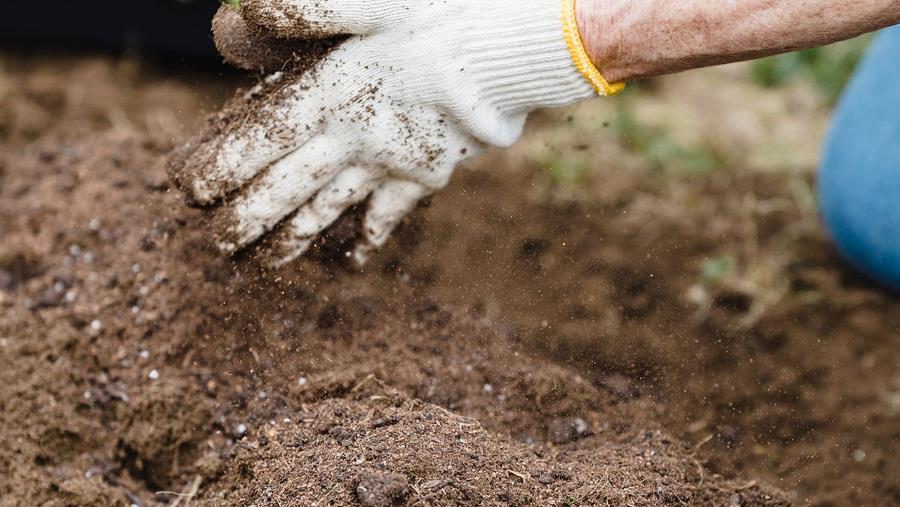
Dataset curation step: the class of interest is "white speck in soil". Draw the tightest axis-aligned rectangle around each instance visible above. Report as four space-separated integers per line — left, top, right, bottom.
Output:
83 252 95 264
297 376 308 386
257 391 267 399
89 319 102 332
64 290 78 303
88 218 101 231
573 417 588 435
235 423 248 436
283 417 292 424
886 391 900 411
68 244 82 257
483 383 493 394
852 449 866 462
138 350 150 359
148 369 160 380
83 390 91 399
131 263 141 274
131 306 140 314
138 285 150 296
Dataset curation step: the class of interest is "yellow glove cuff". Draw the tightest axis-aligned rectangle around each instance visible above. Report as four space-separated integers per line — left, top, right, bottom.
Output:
561 0 625 96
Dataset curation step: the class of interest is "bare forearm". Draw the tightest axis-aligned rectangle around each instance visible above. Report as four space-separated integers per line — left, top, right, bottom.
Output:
577 0 900 82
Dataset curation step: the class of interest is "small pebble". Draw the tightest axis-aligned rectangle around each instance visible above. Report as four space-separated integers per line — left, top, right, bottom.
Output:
89 319 102 331
297 376 308 386
148 369 160 380
483 383 493 394
573 418 588 435
138 350 149 359
235 423 248 436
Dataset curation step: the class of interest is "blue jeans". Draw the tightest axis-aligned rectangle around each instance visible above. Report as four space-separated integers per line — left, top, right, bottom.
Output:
819 25 900 291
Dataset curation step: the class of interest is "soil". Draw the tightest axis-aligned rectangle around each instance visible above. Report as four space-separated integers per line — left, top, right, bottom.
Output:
212 5 340 74
0 52 897 506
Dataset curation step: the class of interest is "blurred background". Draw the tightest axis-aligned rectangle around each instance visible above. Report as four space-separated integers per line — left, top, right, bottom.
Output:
2 0 223 65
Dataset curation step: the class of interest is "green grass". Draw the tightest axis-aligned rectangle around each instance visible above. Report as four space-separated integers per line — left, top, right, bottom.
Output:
701 255 736 287
613 90 723 176
541 152 591 186
750 36 871 103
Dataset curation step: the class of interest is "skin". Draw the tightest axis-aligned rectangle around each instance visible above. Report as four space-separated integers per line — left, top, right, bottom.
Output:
576 0 900 83
187 1 900 263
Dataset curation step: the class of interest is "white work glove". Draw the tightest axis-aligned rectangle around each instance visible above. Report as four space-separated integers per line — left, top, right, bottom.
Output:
170 0 622 266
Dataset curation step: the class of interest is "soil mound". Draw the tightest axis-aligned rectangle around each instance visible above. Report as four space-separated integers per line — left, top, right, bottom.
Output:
0 57 787 505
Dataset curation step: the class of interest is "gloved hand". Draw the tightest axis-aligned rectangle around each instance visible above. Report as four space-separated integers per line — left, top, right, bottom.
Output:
170 0 622 266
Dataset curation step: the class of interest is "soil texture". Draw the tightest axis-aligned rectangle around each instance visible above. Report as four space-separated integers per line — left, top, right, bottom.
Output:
1 51 896 507
0 55 784 507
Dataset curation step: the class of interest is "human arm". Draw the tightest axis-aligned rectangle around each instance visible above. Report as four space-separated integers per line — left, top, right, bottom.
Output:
577 0 900 82
171 0 900 266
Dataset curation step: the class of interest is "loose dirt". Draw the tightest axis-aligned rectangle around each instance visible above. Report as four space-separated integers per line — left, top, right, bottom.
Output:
0 55 783 507
212 5 340 74
0 51 896 506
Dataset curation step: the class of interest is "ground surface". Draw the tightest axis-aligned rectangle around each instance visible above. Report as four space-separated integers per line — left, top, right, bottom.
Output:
0 52 896 506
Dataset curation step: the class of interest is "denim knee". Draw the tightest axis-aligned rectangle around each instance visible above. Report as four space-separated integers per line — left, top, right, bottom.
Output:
819 26 900 290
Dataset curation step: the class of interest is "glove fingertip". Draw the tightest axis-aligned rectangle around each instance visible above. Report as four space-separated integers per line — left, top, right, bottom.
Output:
213 4 297 73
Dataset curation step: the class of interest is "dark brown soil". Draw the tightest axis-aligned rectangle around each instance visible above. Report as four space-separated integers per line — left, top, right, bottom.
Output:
212 5 340 74
0 52 895 507
369 150 900 504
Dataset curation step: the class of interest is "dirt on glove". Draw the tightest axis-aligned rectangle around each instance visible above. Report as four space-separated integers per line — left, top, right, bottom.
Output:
212 5 341 74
